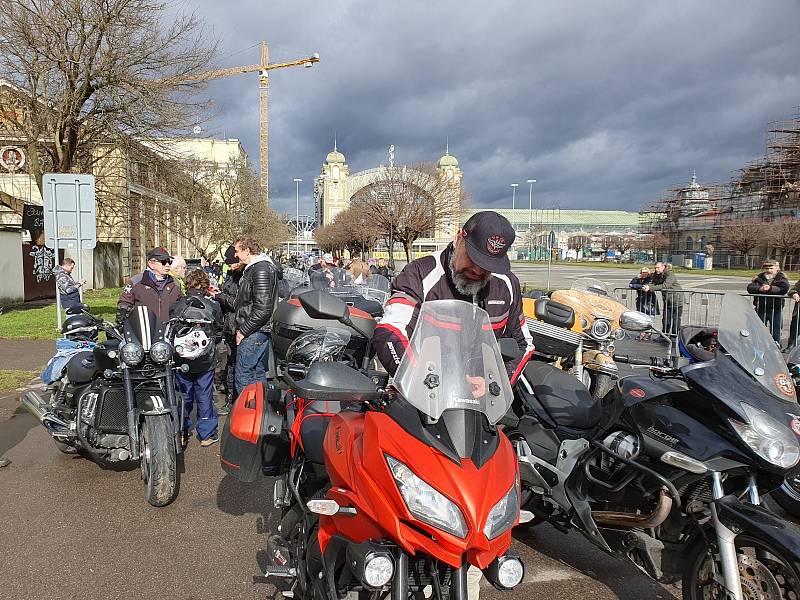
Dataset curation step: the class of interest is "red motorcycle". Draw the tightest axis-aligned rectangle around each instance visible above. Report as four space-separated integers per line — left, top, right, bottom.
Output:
222 291 526 600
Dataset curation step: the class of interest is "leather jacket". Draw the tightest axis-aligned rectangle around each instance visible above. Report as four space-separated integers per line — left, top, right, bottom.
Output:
217 269 242 338
235 255 277 337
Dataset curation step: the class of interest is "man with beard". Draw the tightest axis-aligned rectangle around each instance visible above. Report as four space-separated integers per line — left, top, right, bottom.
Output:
373 211 534 384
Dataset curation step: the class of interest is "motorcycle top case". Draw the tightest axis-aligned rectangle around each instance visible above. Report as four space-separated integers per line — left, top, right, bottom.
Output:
221 382 288 482
272 298 376 364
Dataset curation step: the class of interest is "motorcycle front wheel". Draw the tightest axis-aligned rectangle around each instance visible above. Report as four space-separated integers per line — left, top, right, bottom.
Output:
140 414 179 507
770 470 800 518
682 534 800 599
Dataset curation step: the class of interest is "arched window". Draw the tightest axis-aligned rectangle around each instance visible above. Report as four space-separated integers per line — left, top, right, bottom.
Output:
686 236 694 251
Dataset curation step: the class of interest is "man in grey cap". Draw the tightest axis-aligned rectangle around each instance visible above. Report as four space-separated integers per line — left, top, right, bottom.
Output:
117 247 183 324
310 252 335 290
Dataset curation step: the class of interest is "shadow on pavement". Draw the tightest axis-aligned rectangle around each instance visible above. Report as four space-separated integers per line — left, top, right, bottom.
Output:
0 404 38 457
513 525 678 599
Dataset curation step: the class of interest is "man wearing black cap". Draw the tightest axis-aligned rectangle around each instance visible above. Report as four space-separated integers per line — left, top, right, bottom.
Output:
117 247 183 325
214 244 244 413
373 210 534 382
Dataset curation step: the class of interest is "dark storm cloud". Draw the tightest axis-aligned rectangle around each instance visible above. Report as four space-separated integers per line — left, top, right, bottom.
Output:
189 0 800 216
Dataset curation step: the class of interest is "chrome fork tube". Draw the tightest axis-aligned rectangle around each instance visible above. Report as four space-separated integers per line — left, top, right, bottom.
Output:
710 472 743 600
747 474 761 505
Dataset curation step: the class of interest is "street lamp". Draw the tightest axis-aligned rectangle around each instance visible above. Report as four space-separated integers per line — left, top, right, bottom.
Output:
527 179 536 259
293 178 302 255
510 183 519 229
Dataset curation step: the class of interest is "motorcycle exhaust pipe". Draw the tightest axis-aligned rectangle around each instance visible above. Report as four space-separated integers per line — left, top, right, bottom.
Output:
21 390 72 435
592 488 672 529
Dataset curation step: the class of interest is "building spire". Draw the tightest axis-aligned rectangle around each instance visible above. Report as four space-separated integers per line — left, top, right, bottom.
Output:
445 136 450 155
692 168 697 185
333 131 337 152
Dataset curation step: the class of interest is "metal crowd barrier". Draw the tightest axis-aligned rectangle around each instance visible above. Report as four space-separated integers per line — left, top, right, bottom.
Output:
613 288 800 349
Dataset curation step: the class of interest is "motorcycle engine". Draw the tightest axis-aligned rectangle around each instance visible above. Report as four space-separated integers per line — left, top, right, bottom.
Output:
599 431 640 474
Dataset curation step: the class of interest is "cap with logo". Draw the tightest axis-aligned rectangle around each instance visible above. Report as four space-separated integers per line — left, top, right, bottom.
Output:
322 253 334 263
146 247 173 262
461 211 515 274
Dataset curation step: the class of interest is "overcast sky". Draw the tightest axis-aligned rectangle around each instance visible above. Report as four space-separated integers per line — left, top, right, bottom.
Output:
187 0 800 217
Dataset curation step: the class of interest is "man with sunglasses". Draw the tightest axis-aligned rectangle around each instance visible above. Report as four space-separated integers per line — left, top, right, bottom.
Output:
117 247 183 325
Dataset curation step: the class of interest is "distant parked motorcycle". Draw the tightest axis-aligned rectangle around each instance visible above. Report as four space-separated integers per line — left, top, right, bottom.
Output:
23 303 197 507
523 278 627 398
510 293 800 599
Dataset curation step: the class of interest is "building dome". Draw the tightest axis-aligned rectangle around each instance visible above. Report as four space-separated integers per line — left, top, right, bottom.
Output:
326 149 345 164
437 152 458 168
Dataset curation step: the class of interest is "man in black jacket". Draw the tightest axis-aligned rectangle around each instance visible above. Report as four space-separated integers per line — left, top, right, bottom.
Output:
747 259 790 344
215 244 243 413
233 236 278 395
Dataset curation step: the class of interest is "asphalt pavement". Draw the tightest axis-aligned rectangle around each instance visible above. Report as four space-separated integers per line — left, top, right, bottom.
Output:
0 382 681 600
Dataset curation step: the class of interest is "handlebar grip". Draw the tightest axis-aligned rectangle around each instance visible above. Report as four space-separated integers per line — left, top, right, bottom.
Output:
614 354 653 366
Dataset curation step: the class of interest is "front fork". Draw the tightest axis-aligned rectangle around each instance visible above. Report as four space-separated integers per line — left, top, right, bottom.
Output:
710 471 743 600
122 366 140 461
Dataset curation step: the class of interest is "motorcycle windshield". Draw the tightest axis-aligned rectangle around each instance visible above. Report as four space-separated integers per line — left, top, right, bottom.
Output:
284 267 308 291
393 300 513 425
787 344 800 367
359 274 390 305
717 293 796 402
124 305 163 350
571 277 611 296
309 267 354 292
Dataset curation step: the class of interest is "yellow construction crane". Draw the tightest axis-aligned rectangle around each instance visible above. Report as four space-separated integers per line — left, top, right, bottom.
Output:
187 42 320 206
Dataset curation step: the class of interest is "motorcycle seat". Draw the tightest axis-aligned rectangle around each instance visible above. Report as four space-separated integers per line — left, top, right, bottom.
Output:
534 298 576 329
522 361 601 430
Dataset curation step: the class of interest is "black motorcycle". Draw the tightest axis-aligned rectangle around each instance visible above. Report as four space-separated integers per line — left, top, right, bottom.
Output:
773 345 800 516
22 304 186 507
508 293 800 599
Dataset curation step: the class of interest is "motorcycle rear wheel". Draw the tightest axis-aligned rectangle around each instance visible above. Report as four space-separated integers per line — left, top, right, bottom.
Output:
682 533 800 599
140 414 179 507
770 471 800 518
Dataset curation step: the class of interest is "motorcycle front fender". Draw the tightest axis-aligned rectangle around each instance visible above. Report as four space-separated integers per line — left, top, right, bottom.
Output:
137 393 172 415
714 494 800 559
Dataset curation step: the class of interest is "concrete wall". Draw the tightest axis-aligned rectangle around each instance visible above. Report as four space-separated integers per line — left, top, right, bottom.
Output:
0 229 23 304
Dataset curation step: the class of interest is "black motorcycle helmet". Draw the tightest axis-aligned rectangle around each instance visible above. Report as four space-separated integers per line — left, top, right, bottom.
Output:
61 314 99 342
286 328 351 367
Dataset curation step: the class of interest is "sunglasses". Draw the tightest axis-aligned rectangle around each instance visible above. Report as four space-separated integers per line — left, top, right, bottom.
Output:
157 259 172 266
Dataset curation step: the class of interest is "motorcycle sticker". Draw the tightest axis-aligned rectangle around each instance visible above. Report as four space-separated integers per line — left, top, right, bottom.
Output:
629 388 646 399
775 372 795 397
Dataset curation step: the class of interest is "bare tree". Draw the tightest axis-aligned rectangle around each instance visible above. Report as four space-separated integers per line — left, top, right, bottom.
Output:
334 208 382 259
568 233 592 250
0 0 217 193
350 162 463 265
722 219 767 259
769 217 800 265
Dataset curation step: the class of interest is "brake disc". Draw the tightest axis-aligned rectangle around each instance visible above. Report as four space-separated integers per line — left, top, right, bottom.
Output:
737 554 781 600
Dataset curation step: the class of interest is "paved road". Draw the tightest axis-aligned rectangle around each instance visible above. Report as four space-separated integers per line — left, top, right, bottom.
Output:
0 385 681 600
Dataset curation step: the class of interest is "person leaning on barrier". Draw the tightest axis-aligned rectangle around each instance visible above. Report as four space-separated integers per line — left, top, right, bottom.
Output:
629 266 659 340
747 259 790 346
642 262 683 336
786 278 800 351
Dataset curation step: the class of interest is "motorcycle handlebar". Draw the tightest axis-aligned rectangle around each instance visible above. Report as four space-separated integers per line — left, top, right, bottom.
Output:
615 354 661 367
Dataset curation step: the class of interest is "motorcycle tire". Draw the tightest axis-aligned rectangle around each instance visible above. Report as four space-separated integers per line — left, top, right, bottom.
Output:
140 414 179 507
53 439 78 454
682 533 800 599
770 471 800 518
590 372 616 400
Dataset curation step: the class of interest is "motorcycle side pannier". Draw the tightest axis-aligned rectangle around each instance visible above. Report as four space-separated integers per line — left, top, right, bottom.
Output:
221 382 288 482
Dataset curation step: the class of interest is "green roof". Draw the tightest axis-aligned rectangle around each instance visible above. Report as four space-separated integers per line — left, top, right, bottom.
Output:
459 207 639 228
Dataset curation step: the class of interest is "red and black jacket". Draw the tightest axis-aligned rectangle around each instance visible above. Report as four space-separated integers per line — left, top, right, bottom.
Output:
372 244 534 383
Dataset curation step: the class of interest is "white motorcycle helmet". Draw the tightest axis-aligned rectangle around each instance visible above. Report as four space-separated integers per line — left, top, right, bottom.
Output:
174 325 212 360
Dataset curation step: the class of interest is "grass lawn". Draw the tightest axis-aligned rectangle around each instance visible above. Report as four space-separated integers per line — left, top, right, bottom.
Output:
511 260 765 277
0 287 121 340
0 369 39 392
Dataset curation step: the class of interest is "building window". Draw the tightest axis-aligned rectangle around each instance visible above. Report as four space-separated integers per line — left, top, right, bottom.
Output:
686 236 694 251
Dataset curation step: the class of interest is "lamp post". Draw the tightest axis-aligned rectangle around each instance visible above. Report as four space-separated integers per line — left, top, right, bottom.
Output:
527 179 536 259
293 178 302 255
510 183 518 229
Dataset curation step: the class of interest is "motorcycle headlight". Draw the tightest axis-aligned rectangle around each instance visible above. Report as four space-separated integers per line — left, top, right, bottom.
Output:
591 319 611 340
149 341 172 364
730 404 800 469
386 455 467 539
483 484 519 540
120 342 144 366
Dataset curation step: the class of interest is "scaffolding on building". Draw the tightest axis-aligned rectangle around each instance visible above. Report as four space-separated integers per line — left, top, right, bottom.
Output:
639 111 800 269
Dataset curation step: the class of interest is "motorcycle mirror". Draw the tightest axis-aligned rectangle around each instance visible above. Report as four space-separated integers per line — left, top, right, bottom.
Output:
619 310 654 332
298 289 349 322
498 338 522 362
66 303 90 315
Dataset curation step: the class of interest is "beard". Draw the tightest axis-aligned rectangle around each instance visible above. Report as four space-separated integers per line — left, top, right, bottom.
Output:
449 251 491 296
